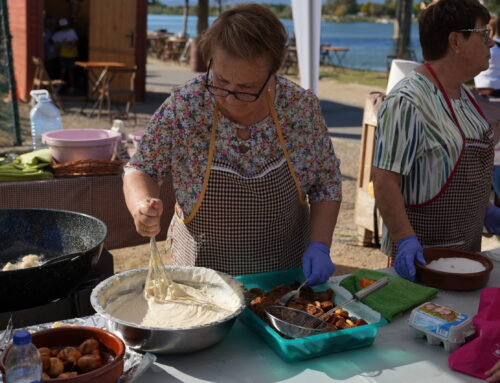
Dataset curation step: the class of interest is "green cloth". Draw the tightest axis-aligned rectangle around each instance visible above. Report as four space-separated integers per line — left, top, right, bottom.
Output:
339 269 438 322
0 149 54 181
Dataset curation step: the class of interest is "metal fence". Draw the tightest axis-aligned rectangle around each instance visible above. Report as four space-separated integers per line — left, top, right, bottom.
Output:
0 0 21 147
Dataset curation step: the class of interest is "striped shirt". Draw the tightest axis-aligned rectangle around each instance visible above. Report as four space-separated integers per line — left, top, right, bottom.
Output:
374 71 490 205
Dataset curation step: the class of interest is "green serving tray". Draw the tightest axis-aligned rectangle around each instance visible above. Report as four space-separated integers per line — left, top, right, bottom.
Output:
236 267 388 362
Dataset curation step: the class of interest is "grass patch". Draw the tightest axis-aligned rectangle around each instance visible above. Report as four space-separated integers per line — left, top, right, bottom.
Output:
319 66 388 89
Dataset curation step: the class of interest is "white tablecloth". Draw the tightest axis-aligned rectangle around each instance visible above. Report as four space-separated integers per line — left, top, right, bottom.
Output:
137 254 500 383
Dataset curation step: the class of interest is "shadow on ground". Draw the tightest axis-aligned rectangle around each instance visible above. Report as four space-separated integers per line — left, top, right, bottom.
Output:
320 99 363 140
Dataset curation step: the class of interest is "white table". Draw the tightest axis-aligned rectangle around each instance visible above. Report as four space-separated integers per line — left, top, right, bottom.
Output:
137 256 500 383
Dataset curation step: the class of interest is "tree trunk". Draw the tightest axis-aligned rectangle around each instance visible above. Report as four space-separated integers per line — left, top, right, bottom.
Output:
197 0 209 36
395 0 413 59
217 0 222 14
182 0 189 38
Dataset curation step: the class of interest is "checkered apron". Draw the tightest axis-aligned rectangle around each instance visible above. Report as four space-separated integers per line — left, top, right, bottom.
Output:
391 64 493 259
171 92 310 275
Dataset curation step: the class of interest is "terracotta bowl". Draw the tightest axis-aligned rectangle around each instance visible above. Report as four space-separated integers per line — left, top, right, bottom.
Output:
415 248 493 291
0 326 125 383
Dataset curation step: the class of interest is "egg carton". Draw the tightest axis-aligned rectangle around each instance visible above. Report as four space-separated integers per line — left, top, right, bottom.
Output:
408 302 476 353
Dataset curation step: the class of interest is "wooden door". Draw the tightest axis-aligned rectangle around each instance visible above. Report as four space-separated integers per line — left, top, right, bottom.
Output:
89 0 136 100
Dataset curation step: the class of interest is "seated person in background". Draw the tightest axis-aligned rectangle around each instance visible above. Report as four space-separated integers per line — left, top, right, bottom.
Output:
52 18 78 94
475 16 500 97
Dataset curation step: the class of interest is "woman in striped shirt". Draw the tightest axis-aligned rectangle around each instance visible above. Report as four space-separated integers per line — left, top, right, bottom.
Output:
373 0 500 281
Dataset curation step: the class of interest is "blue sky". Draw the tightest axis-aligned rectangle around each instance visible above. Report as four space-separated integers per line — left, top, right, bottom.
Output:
159 0 386 5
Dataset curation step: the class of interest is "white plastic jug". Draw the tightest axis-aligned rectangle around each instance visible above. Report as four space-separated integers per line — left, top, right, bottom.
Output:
29 89 62 150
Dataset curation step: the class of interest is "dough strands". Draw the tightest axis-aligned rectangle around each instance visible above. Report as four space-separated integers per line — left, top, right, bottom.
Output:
144 236 170 302
143 237 233 314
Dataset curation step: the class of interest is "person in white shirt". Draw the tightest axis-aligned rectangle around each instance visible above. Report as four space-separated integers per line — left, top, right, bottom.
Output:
475 16 500 96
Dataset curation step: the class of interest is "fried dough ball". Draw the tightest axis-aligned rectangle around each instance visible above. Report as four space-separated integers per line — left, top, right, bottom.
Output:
58 372 78 378
57 346 82 368
50 348 59 357
42 372 50 380
79 338 100 355
77 354 103 372
247 288 265 298
40 353 50 372
356 319 368 326
47 357 64 378
38 347 51 356
306 304 323 316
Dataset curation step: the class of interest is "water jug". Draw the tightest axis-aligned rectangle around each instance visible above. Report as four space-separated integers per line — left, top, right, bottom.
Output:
29 90 62 150
4 330 42 383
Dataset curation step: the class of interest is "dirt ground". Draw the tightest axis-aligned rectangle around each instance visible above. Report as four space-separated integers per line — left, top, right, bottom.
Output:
8 60 499 277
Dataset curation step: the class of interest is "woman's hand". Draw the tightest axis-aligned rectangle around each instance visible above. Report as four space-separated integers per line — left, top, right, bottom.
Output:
133 198 163 237
302 241 335 285
486 360 500 382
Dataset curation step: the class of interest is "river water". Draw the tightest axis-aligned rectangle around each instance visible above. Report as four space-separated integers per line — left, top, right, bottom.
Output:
148 14 422 72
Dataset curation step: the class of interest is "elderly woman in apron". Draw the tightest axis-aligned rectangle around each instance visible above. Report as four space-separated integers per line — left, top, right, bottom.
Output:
123 4 342 285
373 0 500 282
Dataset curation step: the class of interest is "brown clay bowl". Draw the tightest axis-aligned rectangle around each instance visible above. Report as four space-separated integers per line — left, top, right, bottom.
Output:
0 326 125 382
415 248 493 291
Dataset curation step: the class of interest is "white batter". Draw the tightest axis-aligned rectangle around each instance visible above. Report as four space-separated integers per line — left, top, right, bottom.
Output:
105 269 241 328
426 257 486 274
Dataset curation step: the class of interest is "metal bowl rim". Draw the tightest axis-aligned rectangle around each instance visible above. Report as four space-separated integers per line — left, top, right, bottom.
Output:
91 266 246 331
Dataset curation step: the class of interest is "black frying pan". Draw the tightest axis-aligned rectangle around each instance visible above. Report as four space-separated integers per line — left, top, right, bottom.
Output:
0 208 107 312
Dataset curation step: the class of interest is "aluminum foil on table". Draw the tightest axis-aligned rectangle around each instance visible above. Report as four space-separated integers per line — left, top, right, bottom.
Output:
0 314 156 383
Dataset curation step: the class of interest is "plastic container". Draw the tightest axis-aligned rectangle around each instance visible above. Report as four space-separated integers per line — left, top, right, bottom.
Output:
408 302 476 352
128 130 145 151
42 129 121 163
236 268 388 362
4 330 42 383
29 90 62 151
111 120 129 161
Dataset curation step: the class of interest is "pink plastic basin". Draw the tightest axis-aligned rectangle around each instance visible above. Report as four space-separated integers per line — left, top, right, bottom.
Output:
42 129 121 163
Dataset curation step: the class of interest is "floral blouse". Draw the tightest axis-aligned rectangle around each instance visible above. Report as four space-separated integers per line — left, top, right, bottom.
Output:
127 74 342 217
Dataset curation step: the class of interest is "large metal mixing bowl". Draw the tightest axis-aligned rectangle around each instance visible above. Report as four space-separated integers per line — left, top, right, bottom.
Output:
91 266 246 354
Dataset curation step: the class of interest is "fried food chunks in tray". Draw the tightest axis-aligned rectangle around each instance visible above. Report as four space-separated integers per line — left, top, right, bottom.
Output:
247 282 368 337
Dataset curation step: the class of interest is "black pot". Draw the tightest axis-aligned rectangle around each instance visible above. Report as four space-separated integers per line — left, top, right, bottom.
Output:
0 208 107 312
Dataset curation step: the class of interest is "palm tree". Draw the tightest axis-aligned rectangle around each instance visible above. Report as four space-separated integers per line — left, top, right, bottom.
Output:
182 0 189 38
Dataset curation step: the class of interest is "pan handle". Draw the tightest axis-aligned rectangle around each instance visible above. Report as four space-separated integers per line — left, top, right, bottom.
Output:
42 252 84 266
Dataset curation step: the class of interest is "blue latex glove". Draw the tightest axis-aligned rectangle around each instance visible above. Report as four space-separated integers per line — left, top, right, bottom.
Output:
394 235 426 281
484 204 500 235
302 241 335 286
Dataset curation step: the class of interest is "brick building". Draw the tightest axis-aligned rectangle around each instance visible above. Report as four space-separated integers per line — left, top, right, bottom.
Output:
7 0 147 102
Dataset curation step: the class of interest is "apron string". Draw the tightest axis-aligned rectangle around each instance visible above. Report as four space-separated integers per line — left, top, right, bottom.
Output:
181 104 219 224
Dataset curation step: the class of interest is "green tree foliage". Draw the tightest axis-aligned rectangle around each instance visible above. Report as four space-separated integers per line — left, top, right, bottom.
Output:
484 0 500 14
385 0 396 18
325 0 358 16
148 2 292 19
360 1 385 17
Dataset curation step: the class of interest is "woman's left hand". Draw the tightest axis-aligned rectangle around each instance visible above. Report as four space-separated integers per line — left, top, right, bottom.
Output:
486 360 500 382
302 241 335 285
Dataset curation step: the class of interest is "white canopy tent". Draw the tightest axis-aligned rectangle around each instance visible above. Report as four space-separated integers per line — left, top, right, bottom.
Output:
291 0 322 95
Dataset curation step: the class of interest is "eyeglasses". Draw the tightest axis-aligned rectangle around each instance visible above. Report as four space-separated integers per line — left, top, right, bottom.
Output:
205 60 272 102
457 28 492 44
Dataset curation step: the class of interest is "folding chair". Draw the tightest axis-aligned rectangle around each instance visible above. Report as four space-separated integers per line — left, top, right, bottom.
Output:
31 57 65 111
98 66 137 123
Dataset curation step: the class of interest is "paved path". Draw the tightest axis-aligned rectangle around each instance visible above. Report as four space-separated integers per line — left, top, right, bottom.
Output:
146 59 384 140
